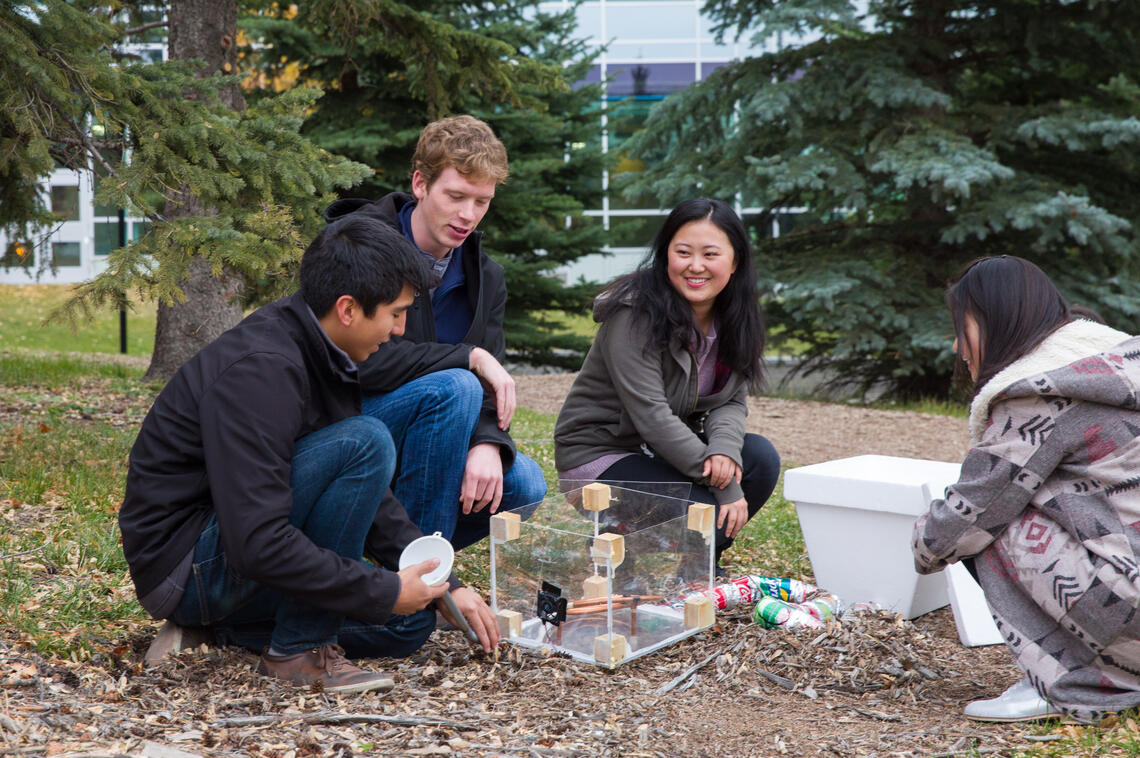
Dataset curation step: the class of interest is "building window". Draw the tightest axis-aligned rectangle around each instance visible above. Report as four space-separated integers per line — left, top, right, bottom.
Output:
52 242 81 267
51 185 81 221
607 215 663 248
94 222 119 256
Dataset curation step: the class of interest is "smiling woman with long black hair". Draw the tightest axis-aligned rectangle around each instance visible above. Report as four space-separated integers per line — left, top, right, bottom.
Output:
554 198 781 576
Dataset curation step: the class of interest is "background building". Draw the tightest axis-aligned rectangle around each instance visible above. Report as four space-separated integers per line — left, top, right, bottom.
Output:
0 15 164 285
540 0 799 283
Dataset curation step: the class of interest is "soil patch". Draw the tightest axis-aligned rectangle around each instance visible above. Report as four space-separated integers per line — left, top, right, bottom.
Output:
515 374 970 465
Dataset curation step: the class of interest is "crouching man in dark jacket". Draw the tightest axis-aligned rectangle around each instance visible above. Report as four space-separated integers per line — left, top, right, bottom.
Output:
119 216 499 694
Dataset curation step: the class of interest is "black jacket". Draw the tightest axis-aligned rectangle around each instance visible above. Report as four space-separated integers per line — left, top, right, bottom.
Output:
119 293 424 625
324 192 516 466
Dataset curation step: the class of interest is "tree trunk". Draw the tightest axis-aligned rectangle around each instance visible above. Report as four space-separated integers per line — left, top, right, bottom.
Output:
144 0 246 382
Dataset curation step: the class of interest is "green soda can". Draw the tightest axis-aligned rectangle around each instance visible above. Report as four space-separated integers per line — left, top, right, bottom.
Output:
753 596 824 629
752 596 792 628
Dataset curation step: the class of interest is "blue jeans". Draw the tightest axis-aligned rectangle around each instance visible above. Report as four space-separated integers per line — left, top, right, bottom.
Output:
170 416 435 658
362 368 547 551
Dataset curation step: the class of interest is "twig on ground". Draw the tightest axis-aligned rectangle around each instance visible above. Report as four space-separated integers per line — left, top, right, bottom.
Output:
756 667 796 690
0 543 49 562
213 711 477 729
833 704 901 722
655 640 744 695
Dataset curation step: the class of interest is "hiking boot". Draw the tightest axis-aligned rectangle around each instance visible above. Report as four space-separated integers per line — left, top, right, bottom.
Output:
257 644 395 694
144 620 214 665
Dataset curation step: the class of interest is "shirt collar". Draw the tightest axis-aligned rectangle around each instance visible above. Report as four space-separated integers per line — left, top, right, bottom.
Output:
397 200 454 285
306 304 357 374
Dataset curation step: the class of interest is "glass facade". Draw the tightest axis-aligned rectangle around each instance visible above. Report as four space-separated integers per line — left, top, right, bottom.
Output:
537 0 778 283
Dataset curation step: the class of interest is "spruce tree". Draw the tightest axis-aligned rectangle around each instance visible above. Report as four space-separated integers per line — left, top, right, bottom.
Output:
1 0 569 379
247 0 607 367
624 0 1140 397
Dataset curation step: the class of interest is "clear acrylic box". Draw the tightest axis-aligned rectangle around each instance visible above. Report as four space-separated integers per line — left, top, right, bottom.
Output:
489 481 716 668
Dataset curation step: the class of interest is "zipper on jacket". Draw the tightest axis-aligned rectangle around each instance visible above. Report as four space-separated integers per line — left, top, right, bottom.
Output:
687 351 701 432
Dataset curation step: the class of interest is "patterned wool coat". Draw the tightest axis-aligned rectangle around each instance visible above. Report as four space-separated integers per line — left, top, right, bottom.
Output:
912 319 1140 722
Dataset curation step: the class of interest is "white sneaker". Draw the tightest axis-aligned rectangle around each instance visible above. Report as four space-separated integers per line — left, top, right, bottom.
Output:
964 677 1064 722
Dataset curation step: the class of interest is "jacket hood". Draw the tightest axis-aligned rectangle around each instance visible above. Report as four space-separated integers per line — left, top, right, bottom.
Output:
322 193 413 223
969 319 1137 444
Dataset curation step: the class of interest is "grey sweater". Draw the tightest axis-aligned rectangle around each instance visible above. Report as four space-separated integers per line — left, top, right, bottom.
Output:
554 304 748 504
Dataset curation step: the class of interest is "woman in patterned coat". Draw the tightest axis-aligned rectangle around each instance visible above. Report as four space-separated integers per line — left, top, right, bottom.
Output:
912 255 1140 723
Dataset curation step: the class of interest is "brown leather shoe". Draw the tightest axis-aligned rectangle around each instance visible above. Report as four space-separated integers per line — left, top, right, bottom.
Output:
257 644 395 694
144 621 213 665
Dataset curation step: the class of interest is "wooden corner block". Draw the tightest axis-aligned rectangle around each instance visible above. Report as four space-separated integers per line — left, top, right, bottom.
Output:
684 595 715 629
582 482 611 512
591 533 625 568
496 609 522 638
490 511 521 542
593 633 628 667
687 502 715 537
582 575 609 599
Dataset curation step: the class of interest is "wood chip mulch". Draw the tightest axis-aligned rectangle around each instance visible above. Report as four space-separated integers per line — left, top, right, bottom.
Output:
2 605 1052 758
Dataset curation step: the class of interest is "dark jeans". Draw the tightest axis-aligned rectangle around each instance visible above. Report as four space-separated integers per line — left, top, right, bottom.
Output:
362 368 548 550
598 433 781 561
170 416 435 658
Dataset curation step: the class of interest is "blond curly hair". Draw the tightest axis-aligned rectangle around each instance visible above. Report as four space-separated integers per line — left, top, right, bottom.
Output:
412 115 509 188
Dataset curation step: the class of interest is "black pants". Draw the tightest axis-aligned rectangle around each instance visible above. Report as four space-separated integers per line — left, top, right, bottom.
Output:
598 433 781 562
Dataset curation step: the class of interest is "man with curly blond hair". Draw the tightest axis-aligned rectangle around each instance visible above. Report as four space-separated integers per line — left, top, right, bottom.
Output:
324 116 546 571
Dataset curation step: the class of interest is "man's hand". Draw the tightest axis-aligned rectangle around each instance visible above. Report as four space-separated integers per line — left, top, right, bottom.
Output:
717 497 749 539
392 559 449 615
437 586 500 653
468 347 515 430
460 442 504 514
703 454 741 491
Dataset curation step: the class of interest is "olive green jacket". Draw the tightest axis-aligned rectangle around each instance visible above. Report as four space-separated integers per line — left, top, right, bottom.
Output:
554 304 748 504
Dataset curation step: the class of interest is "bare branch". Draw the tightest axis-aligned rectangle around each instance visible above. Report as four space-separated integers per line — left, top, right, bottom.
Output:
65 115 117 178
123 20 168 36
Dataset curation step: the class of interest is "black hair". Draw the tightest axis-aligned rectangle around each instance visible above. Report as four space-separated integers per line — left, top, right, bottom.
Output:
946 255 1071 393
300 215 436 318
596 198 766 385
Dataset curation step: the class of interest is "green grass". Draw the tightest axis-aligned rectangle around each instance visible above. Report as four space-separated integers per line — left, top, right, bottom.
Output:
534 308 599 339
869 394 970 417
0 350 144 385
0 356 152 658
0 284 157 354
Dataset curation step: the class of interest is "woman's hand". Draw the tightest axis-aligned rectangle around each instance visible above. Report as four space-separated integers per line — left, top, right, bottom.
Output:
717 497 749 539
703 454 741 490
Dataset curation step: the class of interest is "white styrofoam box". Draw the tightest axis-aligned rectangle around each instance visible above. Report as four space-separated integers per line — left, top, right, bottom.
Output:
783 455 961 619
945 561 1004 646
